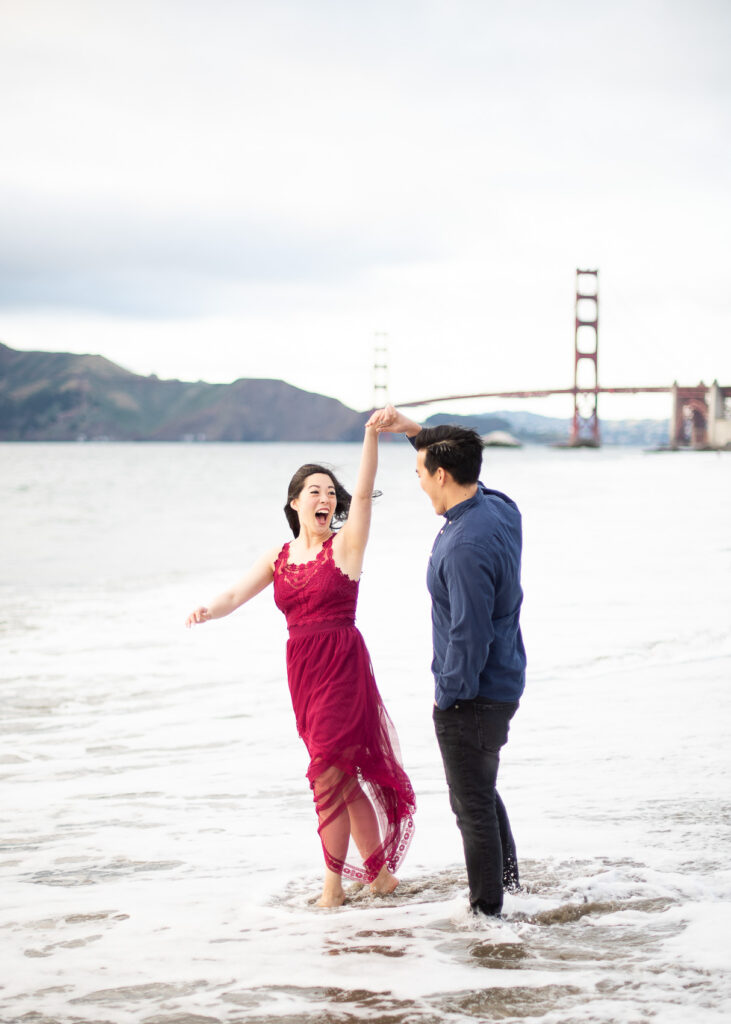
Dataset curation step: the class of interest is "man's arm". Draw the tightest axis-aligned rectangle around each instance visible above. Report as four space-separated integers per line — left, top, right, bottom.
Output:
366 404 421 438
435 543 496 709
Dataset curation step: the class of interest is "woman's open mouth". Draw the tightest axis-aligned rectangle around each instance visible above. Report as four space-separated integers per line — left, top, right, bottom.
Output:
316 510 329 525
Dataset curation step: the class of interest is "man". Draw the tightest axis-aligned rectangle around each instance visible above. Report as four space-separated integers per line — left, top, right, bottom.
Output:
367 405 526 917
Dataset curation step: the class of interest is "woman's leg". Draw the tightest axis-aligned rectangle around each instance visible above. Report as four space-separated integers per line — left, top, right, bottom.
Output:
312 764 399 900
312 764 349 907
344 780 399 895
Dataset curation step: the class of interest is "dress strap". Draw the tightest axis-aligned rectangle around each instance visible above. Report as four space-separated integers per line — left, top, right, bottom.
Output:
274 541 291 573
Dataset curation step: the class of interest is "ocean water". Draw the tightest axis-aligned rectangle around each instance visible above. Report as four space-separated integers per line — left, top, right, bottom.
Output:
1 440 730 1024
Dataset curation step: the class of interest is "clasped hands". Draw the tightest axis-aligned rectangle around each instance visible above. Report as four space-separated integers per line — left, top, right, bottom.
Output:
366 404 419 436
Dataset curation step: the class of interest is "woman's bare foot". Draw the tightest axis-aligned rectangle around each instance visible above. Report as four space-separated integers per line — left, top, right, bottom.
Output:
369 864 399 896
317 868 345 908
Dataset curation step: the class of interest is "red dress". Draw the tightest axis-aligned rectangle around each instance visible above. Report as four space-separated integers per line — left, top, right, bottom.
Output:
273 534 415 882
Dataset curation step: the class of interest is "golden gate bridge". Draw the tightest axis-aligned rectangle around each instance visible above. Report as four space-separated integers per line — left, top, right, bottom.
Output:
382 270 731 450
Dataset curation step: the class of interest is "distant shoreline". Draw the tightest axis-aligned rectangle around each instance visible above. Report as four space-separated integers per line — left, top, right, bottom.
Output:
1 342 671 446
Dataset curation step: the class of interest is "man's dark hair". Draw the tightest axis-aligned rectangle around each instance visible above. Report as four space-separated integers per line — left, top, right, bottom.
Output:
413 425 485 485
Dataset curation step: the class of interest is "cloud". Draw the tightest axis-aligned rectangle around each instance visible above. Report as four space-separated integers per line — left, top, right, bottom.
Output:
0 193 439 315
0 0 729 414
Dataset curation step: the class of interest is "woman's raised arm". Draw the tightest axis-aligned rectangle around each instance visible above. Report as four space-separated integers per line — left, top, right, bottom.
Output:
185 546 279 627
333 424 379 578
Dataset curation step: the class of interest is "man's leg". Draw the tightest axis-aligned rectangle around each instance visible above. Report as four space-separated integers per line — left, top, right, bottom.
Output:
496 790 520 891
433 699 518 916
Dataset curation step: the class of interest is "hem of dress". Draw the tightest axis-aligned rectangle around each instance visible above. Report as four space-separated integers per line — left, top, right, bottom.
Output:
322 812 416 884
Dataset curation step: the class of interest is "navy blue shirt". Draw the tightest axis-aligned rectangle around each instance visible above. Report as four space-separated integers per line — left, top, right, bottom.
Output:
427 483 526 709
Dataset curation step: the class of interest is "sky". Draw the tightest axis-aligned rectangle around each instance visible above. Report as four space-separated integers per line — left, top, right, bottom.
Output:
1 0 729 420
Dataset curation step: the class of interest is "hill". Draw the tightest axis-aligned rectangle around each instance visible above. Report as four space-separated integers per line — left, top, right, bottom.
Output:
423 409 670 447
0 343 367 441
0 342 670 445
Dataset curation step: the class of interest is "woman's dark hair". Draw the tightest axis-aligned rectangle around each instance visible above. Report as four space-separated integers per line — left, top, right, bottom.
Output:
413 425 484 484
284 464 352 537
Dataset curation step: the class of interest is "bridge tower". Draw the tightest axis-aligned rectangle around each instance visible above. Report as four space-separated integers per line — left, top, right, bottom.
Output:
571 269 600 446
373 333 389 410
670 382 710 448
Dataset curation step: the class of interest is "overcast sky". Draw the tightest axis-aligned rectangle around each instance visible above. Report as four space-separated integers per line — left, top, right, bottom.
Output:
1 0 729 419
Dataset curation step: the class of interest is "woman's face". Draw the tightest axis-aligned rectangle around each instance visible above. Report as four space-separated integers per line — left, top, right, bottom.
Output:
291 473 337 535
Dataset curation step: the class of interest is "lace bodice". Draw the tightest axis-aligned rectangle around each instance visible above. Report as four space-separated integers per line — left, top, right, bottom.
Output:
273 534 358 629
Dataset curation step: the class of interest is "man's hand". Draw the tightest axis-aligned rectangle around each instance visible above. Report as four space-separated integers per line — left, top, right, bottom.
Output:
366 404 422 437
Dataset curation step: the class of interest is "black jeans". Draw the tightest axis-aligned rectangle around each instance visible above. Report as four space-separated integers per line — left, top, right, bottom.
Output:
433 697 519 916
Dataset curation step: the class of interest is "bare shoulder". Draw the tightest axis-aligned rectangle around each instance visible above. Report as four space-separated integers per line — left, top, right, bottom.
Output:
245 543 284 581
264 542 285 572
330 527 364 581
331 520 359 553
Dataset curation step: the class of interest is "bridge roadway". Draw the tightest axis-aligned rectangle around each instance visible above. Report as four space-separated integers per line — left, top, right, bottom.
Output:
396 386 672 408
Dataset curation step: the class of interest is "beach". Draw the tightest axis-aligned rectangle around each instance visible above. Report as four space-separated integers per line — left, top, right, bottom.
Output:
1 440 729 1024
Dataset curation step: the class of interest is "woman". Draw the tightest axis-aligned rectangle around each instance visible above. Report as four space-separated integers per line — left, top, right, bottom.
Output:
186 424 415 907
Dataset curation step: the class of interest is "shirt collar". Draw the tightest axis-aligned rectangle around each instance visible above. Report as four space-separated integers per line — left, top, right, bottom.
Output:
444 487 481 522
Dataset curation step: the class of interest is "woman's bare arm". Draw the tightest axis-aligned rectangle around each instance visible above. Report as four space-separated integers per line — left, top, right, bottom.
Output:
185 546 279 627
332 424 379 578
